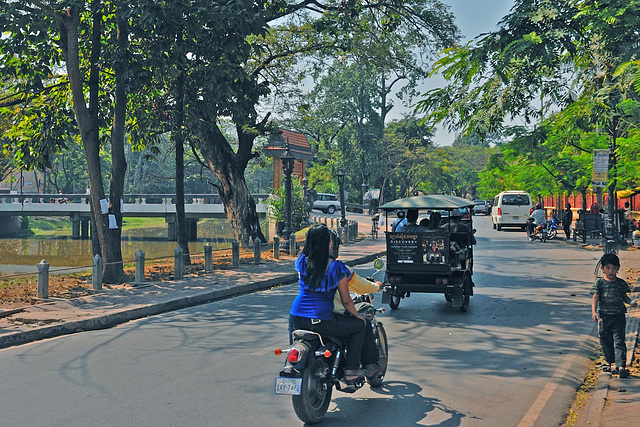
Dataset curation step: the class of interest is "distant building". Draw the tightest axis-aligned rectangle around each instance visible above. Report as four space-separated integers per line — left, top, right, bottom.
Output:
0 170 43 194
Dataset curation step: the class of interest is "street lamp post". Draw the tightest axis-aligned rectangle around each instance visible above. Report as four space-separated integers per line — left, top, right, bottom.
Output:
337 171 347 228
281 143 295 238
301 177 310 226
361 179 367 214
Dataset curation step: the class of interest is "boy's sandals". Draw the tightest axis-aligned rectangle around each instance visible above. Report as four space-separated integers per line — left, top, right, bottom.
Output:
619 367 630 378
602 364 612 372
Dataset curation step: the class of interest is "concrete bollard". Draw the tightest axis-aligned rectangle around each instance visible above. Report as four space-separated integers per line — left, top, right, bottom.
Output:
232 240 240 268
273 237 280 260
330 218 334 228
92 254 103 290
289 232 296 256
204 243 213 273
174 246 184 279
254 237 262 264
37 259 49 299
135 250 145 283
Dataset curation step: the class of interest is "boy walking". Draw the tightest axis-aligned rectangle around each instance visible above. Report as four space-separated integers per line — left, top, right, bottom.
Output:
591 253 637 377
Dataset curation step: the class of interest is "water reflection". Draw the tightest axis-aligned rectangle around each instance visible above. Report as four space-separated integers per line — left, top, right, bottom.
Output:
0 219 248 275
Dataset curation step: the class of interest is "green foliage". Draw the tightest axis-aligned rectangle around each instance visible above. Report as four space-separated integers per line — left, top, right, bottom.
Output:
265 179 308 231
416 0 640 200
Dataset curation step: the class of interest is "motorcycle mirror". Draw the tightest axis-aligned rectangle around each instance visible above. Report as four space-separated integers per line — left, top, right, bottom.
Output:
472 229 477 234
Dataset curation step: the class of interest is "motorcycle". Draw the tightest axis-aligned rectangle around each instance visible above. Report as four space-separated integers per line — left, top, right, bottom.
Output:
527 218 547 242
545 215 560 240
274 263 389 425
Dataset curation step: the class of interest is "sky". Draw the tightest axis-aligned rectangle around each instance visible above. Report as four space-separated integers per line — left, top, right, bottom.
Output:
390 0 515 145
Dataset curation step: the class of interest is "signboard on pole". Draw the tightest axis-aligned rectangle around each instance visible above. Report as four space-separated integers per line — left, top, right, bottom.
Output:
592 149 609 188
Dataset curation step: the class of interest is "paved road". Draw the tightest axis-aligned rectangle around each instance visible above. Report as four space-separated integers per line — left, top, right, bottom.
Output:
0 216 604 426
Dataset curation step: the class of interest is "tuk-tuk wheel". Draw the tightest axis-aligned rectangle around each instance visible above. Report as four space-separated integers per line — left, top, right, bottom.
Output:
389 294 401 310
459 275 472 312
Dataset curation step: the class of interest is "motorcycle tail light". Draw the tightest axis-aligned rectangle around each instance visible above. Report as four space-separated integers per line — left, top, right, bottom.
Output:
287 348 301 363
323 349 332 358
274 349 282 356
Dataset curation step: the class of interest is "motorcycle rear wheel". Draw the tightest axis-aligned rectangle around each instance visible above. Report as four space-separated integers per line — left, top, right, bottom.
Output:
292 358 332 425
547 228 557 240
368 323 388 387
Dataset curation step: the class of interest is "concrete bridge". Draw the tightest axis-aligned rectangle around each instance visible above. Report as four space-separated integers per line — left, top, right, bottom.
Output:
0 193 268 241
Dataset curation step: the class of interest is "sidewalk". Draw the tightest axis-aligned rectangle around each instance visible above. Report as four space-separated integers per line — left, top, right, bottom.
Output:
0 235 386 349
570 236 640 427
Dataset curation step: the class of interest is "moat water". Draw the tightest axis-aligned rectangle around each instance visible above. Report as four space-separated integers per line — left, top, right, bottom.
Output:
0 222 245 277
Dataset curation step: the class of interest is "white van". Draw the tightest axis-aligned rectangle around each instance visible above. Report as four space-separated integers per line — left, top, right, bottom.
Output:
492 191 534 231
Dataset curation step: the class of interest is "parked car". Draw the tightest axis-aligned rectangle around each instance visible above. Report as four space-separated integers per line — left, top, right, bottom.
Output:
312 193 341 214
472 200 491 215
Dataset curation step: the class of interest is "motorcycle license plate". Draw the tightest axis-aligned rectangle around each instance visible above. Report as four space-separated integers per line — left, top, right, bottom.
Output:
274 377 302 395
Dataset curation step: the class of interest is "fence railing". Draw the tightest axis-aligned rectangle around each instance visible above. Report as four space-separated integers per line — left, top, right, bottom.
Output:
1 218 364 303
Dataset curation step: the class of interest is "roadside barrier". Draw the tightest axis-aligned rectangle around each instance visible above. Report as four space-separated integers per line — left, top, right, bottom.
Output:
0 221 363 303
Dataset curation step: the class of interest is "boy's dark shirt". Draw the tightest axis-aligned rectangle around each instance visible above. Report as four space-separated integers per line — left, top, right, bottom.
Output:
590 277 630 316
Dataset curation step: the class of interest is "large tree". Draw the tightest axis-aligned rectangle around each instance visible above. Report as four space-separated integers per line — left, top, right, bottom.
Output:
1 1 133 281
416 0 640 212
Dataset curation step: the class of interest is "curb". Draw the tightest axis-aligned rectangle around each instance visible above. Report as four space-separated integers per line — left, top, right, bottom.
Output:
0 251 385 350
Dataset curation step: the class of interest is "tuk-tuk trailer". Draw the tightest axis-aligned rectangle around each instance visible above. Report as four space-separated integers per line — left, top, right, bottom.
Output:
379 195 476 312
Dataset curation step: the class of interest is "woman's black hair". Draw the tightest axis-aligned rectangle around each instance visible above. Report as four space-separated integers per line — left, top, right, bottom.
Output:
301 224 330 289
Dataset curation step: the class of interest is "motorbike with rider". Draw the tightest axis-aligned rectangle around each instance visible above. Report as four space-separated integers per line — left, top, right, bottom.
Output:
527 204 547 242
276 225 388 424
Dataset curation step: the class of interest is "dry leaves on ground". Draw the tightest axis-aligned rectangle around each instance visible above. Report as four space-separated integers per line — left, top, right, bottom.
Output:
0 248 294 310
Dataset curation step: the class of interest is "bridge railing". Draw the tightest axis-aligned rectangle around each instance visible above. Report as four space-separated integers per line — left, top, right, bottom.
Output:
0 193 270 205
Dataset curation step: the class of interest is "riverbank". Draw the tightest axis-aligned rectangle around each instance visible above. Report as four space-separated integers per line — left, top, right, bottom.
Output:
0 217 265 275
0 243 295 310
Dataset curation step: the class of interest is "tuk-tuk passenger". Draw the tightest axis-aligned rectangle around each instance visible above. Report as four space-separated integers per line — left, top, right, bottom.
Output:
441 209 476 246
395 209 428 233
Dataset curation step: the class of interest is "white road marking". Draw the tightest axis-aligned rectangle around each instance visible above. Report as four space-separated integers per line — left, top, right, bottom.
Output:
517 322 595 426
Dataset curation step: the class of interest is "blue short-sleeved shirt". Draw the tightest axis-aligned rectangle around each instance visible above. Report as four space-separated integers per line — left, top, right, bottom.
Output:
290 255 351 320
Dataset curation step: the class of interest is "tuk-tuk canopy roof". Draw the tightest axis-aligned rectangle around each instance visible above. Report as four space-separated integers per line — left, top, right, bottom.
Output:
379 195 474 211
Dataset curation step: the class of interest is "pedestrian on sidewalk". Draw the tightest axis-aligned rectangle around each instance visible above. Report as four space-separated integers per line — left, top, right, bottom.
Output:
562 203 573 239
591 253 638 378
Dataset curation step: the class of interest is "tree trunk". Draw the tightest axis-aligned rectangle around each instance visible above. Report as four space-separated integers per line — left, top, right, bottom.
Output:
197 124 265 246
59 5 125 282
174 73 191 264
104 12 129 282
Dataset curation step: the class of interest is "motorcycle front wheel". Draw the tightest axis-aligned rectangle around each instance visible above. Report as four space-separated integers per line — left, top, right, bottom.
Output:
547 228 557 240
292 357 332 425
368 322 389 387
